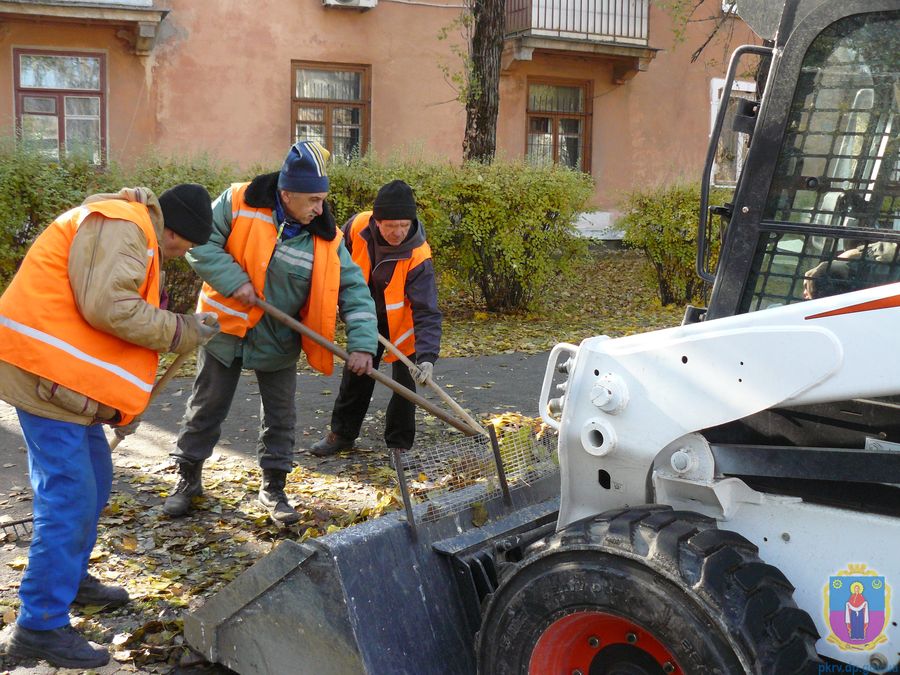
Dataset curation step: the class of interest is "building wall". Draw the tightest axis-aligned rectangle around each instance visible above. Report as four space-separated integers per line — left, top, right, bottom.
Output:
497 4 759 212
0 1 757 212
152 0 468 170
0 17 156 161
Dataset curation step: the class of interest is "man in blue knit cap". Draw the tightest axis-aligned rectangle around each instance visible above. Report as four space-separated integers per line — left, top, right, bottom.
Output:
165 141 377 523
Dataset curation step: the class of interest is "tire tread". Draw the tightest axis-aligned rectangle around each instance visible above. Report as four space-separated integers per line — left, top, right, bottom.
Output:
477 505 822 675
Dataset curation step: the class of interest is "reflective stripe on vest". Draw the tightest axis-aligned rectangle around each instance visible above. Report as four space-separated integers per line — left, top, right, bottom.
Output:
195 183 270 336
348 211 431 362
197 182 344 374
0 201 161 423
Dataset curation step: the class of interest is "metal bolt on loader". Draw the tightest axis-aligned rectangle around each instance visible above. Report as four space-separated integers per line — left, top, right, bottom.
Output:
185 0 900 672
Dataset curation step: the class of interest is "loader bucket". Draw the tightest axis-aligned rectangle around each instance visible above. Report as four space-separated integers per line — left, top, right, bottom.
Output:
184 474 559 675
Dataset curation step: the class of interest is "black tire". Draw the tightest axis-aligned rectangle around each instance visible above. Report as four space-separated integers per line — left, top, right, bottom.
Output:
476 505 821 675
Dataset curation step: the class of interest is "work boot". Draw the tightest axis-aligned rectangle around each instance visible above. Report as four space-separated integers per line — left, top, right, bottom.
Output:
309 432 354 457
6 624 110 669
73 573 130 608
163 461 203 517
258 469 300 524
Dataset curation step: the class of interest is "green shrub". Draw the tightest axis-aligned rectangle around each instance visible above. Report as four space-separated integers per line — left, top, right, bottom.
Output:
619 182 730 306
0 143 594 314
122 153 237 313
0 140 119 286
0 143 236 310
438 162 593 311
123 152 235 198
331 156 594 311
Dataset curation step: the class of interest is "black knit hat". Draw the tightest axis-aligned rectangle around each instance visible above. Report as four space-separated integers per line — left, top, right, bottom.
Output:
373 180 417 221
159 183 213 245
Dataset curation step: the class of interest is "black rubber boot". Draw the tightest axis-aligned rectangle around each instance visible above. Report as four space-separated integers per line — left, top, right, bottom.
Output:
7 624 110 669
309 432 354 457
163 461 203 517
258 469 300 524
73 573 130 607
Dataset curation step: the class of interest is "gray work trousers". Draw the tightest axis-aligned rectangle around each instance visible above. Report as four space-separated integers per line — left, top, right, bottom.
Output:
173 348 297 473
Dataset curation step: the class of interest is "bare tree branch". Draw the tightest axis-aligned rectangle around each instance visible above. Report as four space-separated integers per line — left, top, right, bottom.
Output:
690 13 726 62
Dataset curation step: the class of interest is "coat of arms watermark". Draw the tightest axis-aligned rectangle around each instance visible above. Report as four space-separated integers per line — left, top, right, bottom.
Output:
824 563 891 651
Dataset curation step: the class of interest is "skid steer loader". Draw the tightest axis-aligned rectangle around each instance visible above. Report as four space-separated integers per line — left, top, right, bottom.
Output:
185 0 900 672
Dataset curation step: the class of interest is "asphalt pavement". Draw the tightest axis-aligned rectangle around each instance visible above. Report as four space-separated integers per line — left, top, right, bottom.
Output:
0 350 551 522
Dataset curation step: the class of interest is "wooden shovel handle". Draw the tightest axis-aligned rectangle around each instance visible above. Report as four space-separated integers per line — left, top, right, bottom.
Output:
377 334 486 436
109 350 193 450
256 299 476 436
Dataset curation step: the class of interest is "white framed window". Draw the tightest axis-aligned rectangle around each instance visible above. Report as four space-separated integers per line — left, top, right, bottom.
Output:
710 77 756 186
14 49 106 164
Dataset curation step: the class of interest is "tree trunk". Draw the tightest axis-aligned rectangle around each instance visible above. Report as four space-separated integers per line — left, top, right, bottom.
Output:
463 0 505 162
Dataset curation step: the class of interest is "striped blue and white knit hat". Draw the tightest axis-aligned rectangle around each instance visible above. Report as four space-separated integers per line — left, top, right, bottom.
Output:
277 140 330 193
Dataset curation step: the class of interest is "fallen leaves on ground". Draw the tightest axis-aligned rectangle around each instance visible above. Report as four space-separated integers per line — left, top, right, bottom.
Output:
439 247 683 357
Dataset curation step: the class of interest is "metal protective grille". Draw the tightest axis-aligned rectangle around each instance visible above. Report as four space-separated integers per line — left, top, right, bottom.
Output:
764 12 899 230
746 11 900 313
748 233 900 310
398 424 558 525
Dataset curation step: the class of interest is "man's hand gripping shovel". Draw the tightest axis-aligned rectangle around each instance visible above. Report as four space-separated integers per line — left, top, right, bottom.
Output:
255 299 482 436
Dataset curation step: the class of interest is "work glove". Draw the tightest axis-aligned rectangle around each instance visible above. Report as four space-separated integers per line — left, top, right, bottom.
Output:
411 361 433 385
114 419 141 441
194 312 221 345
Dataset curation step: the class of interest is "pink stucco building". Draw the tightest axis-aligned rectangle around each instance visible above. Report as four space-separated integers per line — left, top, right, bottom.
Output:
0 0 757 228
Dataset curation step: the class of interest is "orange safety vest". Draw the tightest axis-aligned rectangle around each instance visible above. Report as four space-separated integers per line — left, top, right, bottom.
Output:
196 182 343 375
348 211 432 362
0 201 161 425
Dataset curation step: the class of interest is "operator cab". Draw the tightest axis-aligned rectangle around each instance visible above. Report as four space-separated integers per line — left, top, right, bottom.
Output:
703 2 898 318
695 1 900 512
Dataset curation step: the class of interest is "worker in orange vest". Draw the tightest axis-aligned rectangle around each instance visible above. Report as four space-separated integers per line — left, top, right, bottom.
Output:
311 180 442 458
165 141 377 524
0 184 218 669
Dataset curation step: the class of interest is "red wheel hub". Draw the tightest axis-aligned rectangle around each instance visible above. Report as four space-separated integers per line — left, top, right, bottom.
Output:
528 611 681 675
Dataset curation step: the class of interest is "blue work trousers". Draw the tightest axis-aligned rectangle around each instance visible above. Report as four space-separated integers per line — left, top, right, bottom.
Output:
15 409 112 630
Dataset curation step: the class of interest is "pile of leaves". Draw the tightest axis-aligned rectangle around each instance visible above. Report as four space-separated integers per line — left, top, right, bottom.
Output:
0 448 404 671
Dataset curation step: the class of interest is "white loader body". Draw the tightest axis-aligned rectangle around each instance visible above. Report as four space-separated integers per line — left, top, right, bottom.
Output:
542 281 900 669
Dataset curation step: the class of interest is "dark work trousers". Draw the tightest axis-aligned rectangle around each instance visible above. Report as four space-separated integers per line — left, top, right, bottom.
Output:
331 344 417 449
173 347 296 473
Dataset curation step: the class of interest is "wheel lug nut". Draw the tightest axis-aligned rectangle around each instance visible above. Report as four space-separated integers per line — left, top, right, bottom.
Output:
587 636 600 648
626 632 638 644
663 663 675 674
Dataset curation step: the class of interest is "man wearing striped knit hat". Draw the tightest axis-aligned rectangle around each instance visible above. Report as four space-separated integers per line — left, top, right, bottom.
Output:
165 141 377 523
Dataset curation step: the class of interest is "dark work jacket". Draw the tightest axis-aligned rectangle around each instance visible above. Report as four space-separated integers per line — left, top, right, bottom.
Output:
342 214 442 364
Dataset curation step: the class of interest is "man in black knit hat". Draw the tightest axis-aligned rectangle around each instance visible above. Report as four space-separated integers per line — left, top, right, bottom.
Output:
0 184 219 669
311 179 442 457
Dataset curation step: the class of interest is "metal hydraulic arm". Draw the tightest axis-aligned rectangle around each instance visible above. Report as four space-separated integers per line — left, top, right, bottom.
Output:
541 281 900 529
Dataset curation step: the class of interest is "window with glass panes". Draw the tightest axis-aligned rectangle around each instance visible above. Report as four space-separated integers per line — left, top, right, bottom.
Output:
292 62 370 162
14 49 105 164
526 80 591 171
